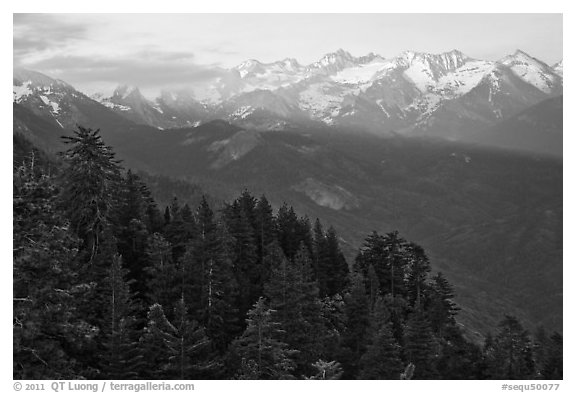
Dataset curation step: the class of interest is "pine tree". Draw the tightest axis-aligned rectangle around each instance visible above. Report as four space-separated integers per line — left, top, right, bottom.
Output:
254 195 276 282
340 273 370 379
142 300 213 379
428 272 459 336
223 198 259 320
405 242 431 308
264 243 326 375
435 324 483 379
185 197 239 352
382 231 407 297
359 323 403 379
59 126 122 260
99 255 143 379
113 170 155 296
164 197 191 264
359 298 403 379
486 315 534 379
404 308 438 379
312 218 325 282
322 227 349 297
143 233 180 315
231 297 297 379
276 203 300 260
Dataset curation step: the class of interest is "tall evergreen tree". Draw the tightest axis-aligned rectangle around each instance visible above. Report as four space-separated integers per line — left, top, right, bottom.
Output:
485 315 534 379
231 297 297 379
223 198 259 320
142 300 213 379
264 243 326 375
186 197 239 352
322 227 349 297
340 273 370 379
404 308 438 379
359 298 403 379
428 272 459 336
405 242 431 308
276 203 300 260
98 255 143 379
59 126 122 260
143 233 180 315
254 195 276 282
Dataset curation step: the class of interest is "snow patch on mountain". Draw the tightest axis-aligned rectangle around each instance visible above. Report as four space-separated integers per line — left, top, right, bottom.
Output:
298 82 345 120
13 81 33 102
101 101 131 111
435 61 495 97
331 59 389 84
39 96 61 114
403 58 437 93
230 106 255 120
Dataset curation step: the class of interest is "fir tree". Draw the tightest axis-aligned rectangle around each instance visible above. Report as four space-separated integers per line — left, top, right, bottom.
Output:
486 315 534 379
223 197 259 320
143 233 180 314
340 273 370 378
185 198 239 352
404 308 438 379
99 255 143 379
405 242 431 308
276 203 300 260
254 195 276 282
231 297 297 379
264 243 326 375
59 126 122 260
142 300 213 379
428 272 459 336
359 298 403 379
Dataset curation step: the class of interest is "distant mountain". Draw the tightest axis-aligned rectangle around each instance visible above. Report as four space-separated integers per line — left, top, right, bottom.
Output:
91 85 208 130
14 47 563 156
78 49 561 154
13 68 140 133
469 96 563 157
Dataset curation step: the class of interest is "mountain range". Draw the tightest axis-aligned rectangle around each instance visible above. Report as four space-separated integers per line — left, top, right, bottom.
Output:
14 48 562 156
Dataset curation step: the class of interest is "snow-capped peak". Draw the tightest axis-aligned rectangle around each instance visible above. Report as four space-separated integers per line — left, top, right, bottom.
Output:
309 49 356 71
499 50 560 93
501 50 549 69
113 84 141 100
235 59 264 78
277 58 301 71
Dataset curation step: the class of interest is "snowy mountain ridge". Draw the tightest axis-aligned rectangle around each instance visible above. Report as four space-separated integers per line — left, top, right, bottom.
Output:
14 48 562 139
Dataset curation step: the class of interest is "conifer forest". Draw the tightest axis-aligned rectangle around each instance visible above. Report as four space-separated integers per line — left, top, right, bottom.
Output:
12 127 562 380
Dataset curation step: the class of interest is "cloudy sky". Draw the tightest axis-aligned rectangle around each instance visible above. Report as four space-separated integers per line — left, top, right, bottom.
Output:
13 13 563 97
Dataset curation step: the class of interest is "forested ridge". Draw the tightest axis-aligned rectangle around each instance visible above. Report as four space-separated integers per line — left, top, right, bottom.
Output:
13 127 562 380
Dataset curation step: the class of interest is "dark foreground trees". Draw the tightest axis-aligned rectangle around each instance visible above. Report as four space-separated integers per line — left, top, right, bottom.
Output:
13 127 562 380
